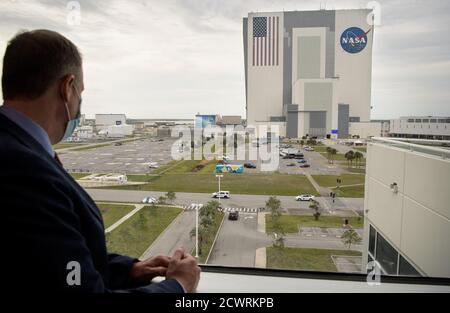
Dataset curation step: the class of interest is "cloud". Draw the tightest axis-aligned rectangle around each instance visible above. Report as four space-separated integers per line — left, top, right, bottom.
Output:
0 0 449 119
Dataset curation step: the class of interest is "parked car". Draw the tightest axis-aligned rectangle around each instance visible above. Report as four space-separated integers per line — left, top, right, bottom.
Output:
293 154 304 159
286 163 296 167
299 163 311 168
304 146 314 151
142 196 157 204
297 159 307 164
114 142 122 146
295 195 315 201
244 163 257 169
228 210 239 221
212 191 230 199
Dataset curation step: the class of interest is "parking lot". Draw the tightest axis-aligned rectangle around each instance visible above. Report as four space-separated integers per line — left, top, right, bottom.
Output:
298 227 364 240
60 138 178 174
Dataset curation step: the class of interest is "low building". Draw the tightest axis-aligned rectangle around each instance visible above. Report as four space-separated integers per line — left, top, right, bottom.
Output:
389 116 450 140
218 116 244 128
95 114 127 126
363 137 450 278
349 121 382 139
98 124 133 138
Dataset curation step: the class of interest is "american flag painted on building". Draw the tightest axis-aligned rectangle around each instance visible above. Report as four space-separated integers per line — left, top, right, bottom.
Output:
253 16 279 67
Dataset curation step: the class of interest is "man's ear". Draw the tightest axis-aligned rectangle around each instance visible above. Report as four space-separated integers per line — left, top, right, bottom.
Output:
59 74 76 103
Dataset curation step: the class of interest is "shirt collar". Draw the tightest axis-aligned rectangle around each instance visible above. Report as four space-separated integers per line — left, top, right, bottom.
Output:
0 105 55 157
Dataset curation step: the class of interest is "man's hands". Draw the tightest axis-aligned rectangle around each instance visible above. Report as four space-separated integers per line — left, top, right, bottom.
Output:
129 248 201 293
129 255 171 285
166 248 201 293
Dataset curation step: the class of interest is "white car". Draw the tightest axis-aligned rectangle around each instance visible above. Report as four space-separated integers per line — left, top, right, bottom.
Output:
142 196 157 204
303 146 314 151
148 162 159 169
295 194 315 201
212 191 230 199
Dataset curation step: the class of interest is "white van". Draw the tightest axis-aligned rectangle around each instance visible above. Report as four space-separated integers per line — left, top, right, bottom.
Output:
212 191 230 199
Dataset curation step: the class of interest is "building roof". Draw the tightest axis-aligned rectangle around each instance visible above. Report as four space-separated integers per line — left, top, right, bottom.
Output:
219 116 243 125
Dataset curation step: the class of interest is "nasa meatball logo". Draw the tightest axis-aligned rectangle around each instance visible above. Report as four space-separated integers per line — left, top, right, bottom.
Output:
340 27 371 54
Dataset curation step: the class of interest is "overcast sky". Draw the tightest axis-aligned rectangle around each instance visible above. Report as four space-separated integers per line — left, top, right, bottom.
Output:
0 0 449 119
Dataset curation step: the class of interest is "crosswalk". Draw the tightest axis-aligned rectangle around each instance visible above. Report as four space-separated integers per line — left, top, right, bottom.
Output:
182 204 258 214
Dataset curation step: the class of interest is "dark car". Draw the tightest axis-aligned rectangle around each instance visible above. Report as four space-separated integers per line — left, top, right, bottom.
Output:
244 163 257 169
293 154 304 159
297 159 307 164
228 211 239 221
114 142 122 146
299 164 311 168
287 163 296 167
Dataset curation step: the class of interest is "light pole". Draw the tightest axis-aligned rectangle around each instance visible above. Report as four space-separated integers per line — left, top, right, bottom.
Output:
215 174 223 207
195 204 199 258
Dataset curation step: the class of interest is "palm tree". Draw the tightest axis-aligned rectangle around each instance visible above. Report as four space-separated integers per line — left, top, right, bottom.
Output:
309 200 321 221
330 148 337 164
165 191 176 204
341 229 362 250
345 150 355 168
354 151 363 168
326 147 332 164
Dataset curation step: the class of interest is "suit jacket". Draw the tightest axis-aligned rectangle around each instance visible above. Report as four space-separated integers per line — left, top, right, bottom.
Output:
0 113 183 293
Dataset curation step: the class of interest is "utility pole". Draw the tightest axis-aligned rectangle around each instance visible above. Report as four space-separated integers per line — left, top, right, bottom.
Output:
215 174 223 207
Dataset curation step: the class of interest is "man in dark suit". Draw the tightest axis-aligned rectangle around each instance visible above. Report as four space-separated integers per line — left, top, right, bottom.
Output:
0 30 201 293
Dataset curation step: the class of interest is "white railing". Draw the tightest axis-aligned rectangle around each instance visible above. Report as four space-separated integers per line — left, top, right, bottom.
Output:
369 137 450 160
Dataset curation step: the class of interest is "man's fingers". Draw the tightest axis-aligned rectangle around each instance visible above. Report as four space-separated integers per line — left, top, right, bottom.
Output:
152 255 171 266
172 248 185 262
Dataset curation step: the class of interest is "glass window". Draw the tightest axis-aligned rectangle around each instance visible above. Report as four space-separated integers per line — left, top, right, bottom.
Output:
446 119 450 123
369 225 376 256
415 119 421 123
438 119 446 123
399 256 421 277
376 234 398 275
407 119 414 123
430 119 437 123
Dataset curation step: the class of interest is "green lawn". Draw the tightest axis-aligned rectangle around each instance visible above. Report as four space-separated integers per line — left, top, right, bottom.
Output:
71 143 112 151
309 145 329 153
53 143 85 150
312 174 365 188
354 147 367 153
266 214 363 233
320 152 366 163
347 167 366 174
199 211 225 264
69 172 91 179
332 185 365 198
106 206 182 258
267 247 362 272
106 173 318 196
97 203 135 228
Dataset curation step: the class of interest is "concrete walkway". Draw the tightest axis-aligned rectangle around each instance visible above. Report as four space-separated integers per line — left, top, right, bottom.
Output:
105 204 145 233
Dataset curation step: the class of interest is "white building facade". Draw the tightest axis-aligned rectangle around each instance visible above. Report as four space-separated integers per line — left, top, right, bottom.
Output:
244 9 374 139
363 138 450 278
389 117 450 140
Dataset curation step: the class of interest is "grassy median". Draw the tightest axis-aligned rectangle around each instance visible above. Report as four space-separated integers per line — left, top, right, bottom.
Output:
266 214 364 233
106 206 182 258
199 211 225 264
267 247 361 272
97 203 135 228
312 174 365 188
118 173 318 196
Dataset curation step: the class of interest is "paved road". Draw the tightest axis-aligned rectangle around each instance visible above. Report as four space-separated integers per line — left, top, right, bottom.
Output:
140 211 195 259
87 189 364 214
208 212 362 267
208 213 271 267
